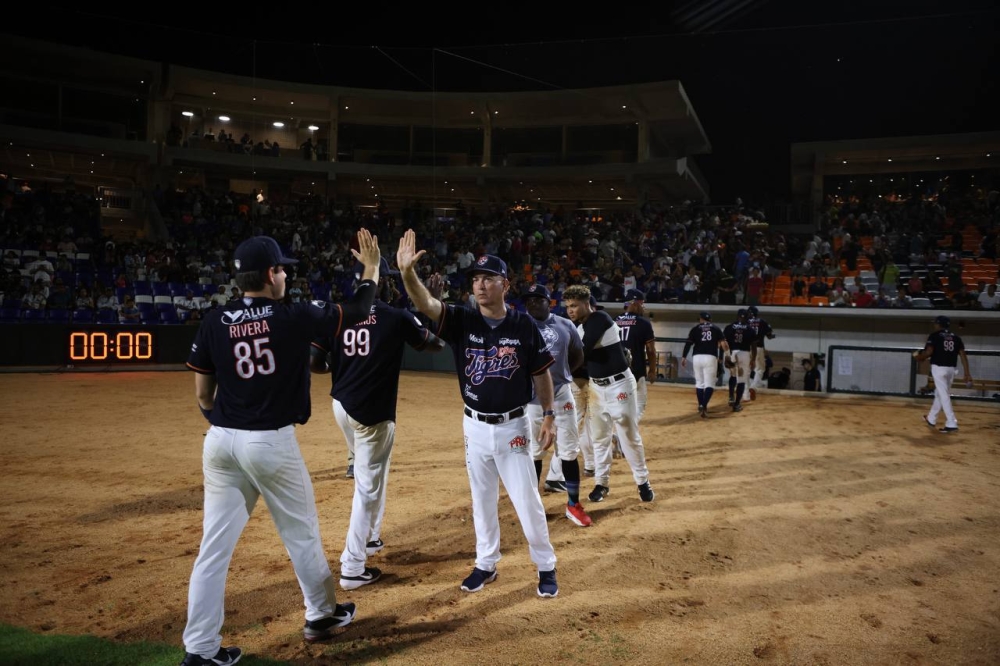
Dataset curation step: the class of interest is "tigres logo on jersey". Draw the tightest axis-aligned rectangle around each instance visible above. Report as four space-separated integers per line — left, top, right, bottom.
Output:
464 346 521 385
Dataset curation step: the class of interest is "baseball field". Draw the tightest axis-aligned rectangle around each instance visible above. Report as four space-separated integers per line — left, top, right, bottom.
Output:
1 371 998 665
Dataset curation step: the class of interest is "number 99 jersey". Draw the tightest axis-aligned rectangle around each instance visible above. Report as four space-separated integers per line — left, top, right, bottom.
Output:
311 301 432 426
187 297 347 429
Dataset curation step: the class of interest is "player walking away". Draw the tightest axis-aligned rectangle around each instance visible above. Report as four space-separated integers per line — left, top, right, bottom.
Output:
614 289 657 439
522 283 592 527
562 285 655 504
396 230 561 598
723 309 755 413
680 312 729 418
310 256 446 592
745 305 775 401
913 315 972 433
180 231 382 665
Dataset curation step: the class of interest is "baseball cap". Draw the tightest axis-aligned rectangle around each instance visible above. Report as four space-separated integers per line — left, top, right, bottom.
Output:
467 254 508 279
233 236 297 272
699 311 712 321
624 288 646 303
935 315 951 328
747 305 759 316
353 256 399 280
522 283 551 300
737 308 748 318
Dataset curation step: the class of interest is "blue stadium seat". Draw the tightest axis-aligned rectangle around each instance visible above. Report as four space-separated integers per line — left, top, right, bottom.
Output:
159 309 180 324
47 308 71 323
22 309 44 322
168 282 185 295
152 282 172 296
133 281 152 295
72 309 94 323
96 308 118 324
0 307 21 323
115 287 128 301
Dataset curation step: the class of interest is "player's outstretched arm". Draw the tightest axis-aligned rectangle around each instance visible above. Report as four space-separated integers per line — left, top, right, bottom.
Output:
397 229 443 323
351 228 381 284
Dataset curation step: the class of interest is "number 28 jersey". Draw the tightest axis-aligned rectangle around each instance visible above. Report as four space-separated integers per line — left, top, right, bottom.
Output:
187 296 347 430
686 323 725 356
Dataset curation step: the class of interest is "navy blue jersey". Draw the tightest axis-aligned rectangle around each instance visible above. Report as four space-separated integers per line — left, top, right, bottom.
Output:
615 312 655 378
312 301 431 426
684 323 725 357
723 321 754 352
748 316 773 346
926 329 964 367
435 303 554 413
188 296 348 430
579 310 630 378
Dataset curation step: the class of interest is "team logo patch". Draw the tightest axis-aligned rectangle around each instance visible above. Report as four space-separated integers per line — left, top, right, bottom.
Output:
464 346 521 385
234 259 242 270
616 392 629 402
540 325 558 351
477 255 489 266
509 436 527 451
311 300 325 308
562 402 574 412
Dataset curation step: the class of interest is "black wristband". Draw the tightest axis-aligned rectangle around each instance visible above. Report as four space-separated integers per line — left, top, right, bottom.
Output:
200 406 211 421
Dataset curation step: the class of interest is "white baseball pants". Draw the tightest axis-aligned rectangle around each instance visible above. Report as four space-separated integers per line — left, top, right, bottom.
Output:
334 400 394 578
692 354 717 389
750 348 767 390
588 371 650 488
928 364 958 428
463 412 557 573
183 426 338 658
615 375 647 444
573 378 594 472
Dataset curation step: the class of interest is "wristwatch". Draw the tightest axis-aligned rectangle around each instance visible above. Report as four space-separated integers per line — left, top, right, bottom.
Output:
542 409 555 417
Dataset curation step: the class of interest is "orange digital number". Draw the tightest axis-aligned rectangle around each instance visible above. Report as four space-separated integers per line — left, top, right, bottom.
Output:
116 332 133 360
69 332 88 360
136 332 153 360
91 332 109 360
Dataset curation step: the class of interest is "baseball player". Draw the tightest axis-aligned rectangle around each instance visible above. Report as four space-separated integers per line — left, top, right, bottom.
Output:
680 311 729 417
723 309 756 413
614 289 657 438
396 230 561 598
913 315 971 433
562 285 655 504
746 305 775 400
522 283 592 527
310 256 446 591
179 231 381 665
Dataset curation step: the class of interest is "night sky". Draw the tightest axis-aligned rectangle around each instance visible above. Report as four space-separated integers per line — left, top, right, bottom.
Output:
6 0 998 203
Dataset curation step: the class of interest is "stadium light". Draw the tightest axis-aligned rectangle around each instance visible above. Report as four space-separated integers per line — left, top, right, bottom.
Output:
842 160 847 164
218 116 230 122
273 122 284 128
935 156 940 160
182 111 194 117
887 158 892 162
308 125 319 131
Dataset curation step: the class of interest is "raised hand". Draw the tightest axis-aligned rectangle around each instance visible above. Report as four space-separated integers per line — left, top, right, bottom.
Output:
426 273 445 299
396 229 426 274
351 228 381 283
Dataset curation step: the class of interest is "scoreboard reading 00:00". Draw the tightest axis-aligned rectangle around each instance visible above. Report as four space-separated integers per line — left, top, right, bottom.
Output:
68 330 155 362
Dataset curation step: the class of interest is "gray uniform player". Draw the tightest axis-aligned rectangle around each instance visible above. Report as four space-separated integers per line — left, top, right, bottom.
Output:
563 285 654 504
310 256 446 591
179 231 380 665
522 283 592 527
397 230 561 598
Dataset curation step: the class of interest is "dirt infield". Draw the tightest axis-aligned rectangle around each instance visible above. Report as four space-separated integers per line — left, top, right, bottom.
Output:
1 371 998 665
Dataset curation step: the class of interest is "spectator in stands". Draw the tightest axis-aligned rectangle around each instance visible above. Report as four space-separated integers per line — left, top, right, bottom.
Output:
745 267 764 305
57 236 78 254
893 285 913 308
853 283 875 308
907 274 925 298
27 255 54 285
47 282 72 310
807 275 828 298
876 288 893 309
175 289 201 320
119 296 140 323
75 287 95 310
879 259 901 289
209 285 229 308
682 266 700 303
24 282 47 310
96 287 119 312
3 250 20 270
950 284 975 309
828 278 851 307
976 283 998 310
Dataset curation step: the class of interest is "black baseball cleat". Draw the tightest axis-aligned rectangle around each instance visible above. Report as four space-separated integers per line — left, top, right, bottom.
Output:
699 405 708 418
583 468 595 478
543 480 567 493
339 567 381 590
460 567 497 592
638 482 655 502
588 485 609 502
303 603 357 642
366 538 384 556
939 426 959 433
180 646 242 665
732 404 743 412
923 417 935 429
728 397 735 406
345 464 355 479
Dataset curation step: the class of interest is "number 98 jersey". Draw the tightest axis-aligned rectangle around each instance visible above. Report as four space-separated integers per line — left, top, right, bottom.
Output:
187 297 347 430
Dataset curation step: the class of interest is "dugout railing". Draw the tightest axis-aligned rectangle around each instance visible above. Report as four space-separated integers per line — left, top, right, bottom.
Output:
826 346 1000 402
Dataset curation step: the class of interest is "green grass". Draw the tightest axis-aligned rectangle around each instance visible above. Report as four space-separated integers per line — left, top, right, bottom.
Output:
0 623 292 665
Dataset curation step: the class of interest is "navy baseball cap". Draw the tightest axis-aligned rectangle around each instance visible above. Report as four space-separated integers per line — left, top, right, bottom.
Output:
935 315 951 328
522 283 551 300
233 236 297 272
353 257 399 280
467 254 508 279
699 311 712 320
737 308 748 318
747 305 760 316
624 289 646 302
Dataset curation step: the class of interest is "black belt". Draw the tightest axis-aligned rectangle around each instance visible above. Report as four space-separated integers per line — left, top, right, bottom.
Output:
593 372 627 387
463 406 525 424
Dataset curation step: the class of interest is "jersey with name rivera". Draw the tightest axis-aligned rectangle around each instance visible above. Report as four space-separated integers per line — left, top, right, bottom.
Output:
188 297 345 429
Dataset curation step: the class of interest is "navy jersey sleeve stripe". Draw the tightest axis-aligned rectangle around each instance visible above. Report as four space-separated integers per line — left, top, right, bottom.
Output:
311 340 330 353
435 300 447 336
332 304 344 340
412 328 431 351
186 362 214 374
531 356 555 376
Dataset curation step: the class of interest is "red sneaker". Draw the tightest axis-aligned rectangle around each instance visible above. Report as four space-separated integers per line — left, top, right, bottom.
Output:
566 502 593 527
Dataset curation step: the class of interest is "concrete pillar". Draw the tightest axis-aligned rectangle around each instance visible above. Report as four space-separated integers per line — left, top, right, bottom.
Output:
329 96 340 162
483 124 492 167
811 153 826 227
637 120 650 163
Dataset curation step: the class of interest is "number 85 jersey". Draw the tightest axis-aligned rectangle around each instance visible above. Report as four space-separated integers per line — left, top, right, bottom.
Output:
312 301 432 426
187 296 348 430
